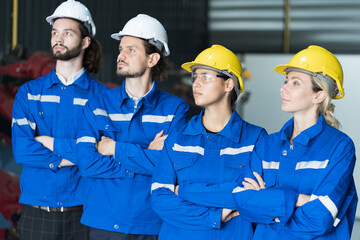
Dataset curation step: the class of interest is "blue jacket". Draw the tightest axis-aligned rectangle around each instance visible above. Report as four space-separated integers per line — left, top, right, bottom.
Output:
12 68 108 207
151 111 267 240
232 116 358 239
76 81 189 234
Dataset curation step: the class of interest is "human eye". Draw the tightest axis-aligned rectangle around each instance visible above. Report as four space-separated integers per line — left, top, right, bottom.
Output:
51 31 58 36
203 74 213 82
293 80 300 86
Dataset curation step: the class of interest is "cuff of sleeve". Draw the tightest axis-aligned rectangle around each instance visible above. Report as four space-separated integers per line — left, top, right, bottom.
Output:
48 155 63 172
53 137 65 156
115 142 133 166
282 188 298 224
209 208 222 229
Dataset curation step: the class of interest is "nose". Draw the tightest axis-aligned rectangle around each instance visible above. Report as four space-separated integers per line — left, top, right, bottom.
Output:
117 50 126 63
280 83 288 95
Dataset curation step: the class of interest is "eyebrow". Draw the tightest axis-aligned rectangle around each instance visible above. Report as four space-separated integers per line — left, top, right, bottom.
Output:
51 28 77 33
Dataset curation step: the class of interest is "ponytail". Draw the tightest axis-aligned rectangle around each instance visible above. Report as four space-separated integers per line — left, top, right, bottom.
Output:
312 76 340 129
78 21 102 74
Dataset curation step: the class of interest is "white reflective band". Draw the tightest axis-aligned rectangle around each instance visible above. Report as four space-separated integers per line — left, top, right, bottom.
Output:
172 143 204 155
310 194 338 220
295 159 329 170
151 182 175 193
262 161 280 169
28 93 60 103
109 113 133 121
333 218 341 227
73 98 88 106
76 136 96 144
220 145 254 156
232 186 247 193
12 118 36 130
93 108 133 121
142 115 174 123
93 108 108 116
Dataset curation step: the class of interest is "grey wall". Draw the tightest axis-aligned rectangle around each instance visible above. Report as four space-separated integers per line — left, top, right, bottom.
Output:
242 53 360 218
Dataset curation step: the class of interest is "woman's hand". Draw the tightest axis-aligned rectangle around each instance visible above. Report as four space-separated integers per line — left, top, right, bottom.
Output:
243 172 266 190
221 208 239 222
296 194 311 207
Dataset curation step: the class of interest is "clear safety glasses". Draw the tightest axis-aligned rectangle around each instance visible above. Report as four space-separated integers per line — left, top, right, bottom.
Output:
191 72 228 84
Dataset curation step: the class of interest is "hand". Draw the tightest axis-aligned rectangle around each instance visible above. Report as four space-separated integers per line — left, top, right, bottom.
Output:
174 185 179 196
148 130 168 150
97 136 115 156
35 136 54 151
221 208 239 222
243 172 266 190
296 194 311 207
58 159 75 167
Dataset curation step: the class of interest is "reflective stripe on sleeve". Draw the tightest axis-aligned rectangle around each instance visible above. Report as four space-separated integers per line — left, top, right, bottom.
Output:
76 136 96 144
12 118 36 130
151 182 175 193
232 186 247 193
310 194 338 220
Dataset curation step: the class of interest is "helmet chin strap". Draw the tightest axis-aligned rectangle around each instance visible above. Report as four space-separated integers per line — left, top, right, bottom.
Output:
285 67 338 99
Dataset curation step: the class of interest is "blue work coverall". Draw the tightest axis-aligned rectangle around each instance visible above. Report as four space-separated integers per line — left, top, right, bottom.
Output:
179 116 357 239
12 69 108 207
151 110 266 240
76 81 189 234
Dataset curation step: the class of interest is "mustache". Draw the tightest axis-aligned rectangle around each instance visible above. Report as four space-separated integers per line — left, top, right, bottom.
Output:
52 43 68 50
117 59 128 65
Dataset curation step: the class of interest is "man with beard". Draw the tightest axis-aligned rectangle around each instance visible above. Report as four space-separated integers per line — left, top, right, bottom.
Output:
76 14 189 240
11 1 108 239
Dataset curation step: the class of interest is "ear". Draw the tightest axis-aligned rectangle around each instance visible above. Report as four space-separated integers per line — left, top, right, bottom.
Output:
224 78 235 93
148 53 161 68
82 36 91 50
313 90 327 104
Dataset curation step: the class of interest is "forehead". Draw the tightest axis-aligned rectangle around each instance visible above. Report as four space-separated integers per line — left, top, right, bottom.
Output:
194 68 218 75
287 71 312 81
119 35 145 49
52 18 80 31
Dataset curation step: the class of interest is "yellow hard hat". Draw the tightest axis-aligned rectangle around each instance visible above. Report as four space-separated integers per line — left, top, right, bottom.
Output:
181 45 244 93
274 45 344 99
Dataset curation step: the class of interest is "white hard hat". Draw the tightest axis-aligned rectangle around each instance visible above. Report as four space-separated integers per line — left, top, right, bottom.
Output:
46 0 96 37
111 14 170 56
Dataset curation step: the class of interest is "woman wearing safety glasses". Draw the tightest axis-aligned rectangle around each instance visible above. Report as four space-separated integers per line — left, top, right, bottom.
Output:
174 45 358 239
151 45 267 239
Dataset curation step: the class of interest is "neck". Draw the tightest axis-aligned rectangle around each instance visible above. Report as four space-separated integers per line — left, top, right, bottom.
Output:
55 56 84 82
291 110 318 142
202 105 233 133
125 72 153 98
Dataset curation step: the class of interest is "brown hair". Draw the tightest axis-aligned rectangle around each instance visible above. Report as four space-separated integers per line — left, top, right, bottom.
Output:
78 21 102 74
143 40 170 81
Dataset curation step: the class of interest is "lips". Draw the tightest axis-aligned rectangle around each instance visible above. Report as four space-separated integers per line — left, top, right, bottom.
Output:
193 91 202 97
53 44 66 51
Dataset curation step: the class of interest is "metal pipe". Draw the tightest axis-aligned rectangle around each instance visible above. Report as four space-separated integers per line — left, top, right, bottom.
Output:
12 0 18 50
283 0 290 53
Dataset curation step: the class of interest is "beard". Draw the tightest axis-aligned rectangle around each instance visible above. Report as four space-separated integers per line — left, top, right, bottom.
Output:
116 59 147 78
52 42 82 61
